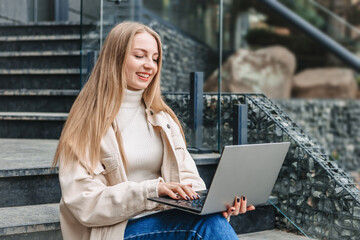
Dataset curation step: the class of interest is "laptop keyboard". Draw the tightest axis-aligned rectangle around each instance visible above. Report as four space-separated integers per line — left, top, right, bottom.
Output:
174 197 206 211
171 190 208 211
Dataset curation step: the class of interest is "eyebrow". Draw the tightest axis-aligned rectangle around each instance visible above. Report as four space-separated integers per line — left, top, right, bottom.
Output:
133 48 159 55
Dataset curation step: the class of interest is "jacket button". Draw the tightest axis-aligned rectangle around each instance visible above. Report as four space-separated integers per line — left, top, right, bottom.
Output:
150 111 154 115
167 124 170 129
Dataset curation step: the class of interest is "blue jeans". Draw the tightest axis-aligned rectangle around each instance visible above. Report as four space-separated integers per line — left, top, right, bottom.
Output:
124 209 238 240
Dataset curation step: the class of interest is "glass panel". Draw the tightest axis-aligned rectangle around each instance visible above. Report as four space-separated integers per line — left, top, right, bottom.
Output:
0 0 72 23
280 0 360 60
80 0 222 151
80 0 101 87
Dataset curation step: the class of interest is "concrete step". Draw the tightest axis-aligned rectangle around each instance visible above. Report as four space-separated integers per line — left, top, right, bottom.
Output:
0 204 280 240
0 89 78 112
0 113 67 139
0 203 61 240
0 51 81 69
0 22 93 36
0 139 60 207
0 68 84 90
0 35 81 52
238 229 308 239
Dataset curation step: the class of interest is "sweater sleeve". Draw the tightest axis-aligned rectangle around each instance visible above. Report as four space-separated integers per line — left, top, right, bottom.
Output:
59 159 163 228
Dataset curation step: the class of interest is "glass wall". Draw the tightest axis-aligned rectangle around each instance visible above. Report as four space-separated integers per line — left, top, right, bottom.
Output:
80 0 360 151
214 0 360 99
80 0 222 151
0 0 83 23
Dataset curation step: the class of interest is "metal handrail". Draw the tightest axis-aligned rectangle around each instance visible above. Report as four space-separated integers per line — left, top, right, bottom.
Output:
259 0 360 72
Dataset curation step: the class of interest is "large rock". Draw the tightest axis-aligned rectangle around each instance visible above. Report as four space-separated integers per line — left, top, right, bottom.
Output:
293 68 358 99
204 46 295 99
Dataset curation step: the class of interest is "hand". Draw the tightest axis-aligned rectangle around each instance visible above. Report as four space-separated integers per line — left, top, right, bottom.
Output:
222 196 255 219
158 182 199 200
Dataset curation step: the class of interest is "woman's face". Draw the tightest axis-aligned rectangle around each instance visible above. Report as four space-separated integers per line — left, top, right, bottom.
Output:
125 32 159 91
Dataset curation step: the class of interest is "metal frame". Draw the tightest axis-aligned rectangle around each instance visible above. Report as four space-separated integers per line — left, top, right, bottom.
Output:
259 0 360 72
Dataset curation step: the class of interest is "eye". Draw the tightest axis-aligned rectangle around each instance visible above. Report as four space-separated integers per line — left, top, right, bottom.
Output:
153 59 159 63
135 55 143 59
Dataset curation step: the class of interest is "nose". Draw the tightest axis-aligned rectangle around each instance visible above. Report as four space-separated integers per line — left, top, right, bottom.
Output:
143 57 157 70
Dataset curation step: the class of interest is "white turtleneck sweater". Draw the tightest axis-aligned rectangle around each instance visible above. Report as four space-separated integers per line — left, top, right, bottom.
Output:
116 89 163 182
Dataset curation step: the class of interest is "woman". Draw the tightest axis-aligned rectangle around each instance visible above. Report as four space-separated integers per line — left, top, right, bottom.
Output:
53 21 254 240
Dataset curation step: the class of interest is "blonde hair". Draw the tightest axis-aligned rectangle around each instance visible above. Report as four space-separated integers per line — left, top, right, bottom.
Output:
53 22 185 174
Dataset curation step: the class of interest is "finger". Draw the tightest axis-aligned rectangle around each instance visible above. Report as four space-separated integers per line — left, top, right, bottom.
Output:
239 196 247 214
227 207 235 217
172 185 189 200
247 205 255 211
233 196 241 215
164 188 180 199
185 183 200 199
222 211 228 219
181 184 197 200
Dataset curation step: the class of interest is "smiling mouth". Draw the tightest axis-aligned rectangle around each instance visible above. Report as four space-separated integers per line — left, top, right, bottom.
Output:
136 73 150 81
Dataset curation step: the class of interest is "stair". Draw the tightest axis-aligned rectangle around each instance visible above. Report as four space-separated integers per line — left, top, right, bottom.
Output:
0 69 82 90
0 22 85 239
0 204 61 240
0 22 86 140
238 229 308 239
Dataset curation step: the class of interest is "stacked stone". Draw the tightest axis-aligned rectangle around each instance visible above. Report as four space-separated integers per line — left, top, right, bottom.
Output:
276 100 360 172
147 19 217 92
163 93 360 239
246 96 360 239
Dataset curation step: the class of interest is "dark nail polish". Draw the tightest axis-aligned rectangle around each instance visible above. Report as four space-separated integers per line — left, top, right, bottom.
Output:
243 196 246 201
176 195 180 199
193 195 196 200
237 197 240 203
186 196 190 200
197 195 200 199
231 209 235 211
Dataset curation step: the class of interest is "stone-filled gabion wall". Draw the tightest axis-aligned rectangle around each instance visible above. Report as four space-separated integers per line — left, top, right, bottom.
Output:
95 3 218 93
163 93 360 239
275 100 360 172
144 14 218 92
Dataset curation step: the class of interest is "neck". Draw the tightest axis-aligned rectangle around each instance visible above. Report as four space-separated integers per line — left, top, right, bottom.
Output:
121 89 144 108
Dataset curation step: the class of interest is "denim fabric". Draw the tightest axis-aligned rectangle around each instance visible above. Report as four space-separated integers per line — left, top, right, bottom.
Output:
124 209 238 240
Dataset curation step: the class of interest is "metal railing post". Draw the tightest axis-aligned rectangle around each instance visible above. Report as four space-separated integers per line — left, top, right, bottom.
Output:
233 104 248 145
190 72 204 150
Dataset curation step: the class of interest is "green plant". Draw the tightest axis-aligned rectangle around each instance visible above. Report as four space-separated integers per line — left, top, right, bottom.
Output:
279 0 325 28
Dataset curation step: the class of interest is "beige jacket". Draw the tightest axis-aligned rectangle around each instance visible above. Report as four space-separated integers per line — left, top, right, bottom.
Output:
59 109 206 240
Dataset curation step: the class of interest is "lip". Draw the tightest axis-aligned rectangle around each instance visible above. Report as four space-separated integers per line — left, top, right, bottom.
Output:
136 72 151 81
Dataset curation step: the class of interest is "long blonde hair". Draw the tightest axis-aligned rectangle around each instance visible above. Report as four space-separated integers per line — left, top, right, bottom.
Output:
53 22 185 174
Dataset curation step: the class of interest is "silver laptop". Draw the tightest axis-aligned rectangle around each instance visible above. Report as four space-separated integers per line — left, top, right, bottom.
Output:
148 142 290 215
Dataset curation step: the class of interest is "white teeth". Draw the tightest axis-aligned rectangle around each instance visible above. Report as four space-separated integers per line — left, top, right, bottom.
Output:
137 73 149 78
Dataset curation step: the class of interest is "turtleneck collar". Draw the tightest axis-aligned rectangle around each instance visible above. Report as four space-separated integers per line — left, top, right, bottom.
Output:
121 89 144 108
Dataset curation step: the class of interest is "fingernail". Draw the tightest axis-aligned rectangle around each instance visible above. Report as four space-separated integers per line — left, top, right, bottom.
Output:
193 195 196 200
197 195 200 199
243 196 246 201
237 197 240 203
186 196 190 200
176 195 180 199
231 209 235 212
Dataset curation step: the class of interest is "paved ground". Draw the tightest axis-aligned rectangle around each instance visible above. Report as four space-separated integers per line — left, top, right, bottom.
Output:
238 229 309 239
